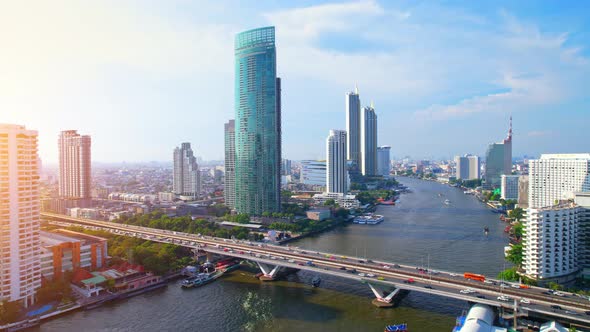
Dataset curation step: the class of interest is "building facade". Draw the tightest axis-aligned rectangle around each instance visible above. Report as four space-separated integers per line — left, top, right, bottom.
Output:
234 26 281 215
522 154 590 281
313 192 360 209
0 124 41 307
360 105 377 176
501 175 519 200
346 88 361 167
173 142 201 201
377 146 391 177
281 159 292 176
300 160 326 187
484 118 512 188
326 130 348 194
518 175 530 208
224 120 236 208
58 130 91 199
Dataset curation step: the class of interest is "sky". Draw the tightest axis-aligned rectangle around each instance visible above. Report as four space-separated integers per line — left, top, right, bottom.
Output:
1 0 589 163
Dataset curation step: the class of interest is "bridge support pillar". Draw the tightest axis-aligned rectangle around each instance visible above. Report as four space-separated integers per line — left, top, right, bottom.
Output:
367 282 400 308
257 262 282 281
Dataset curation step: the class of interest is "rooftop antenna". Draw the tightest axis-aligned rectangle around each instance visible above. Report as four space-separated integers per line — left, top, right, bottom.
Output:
355 84 359 94
370 100 374 108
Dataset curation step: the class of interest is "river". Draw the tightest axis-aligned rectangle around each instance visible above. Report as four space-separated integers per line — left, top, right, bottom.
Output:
34 177 509 332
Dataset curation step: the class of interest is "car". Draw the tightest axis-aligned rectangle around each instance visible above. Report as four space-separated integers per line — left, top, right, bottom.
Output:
297 262 304 266
550 305 562 310
450 273 459 277
350 269 358 274
393 264 401 268
377 276 385 280
510 283 520 289
483 280 493 284
520 298 531 304
305 261 315 266
584 311 590 316
382 265 391 269
366 273 375 277
358 260 365 263
288 259 295 263
460 289 476 294
500 284 509 288
223 248 229 252
565 310 579 316
339 266 346 270
424 285 433 289
476 295 486 299
366 259 374 263
238 251 244 254
404 278 415 284
497 296 510 302
519 284 530 289
358 273 366 277
255 254 261 258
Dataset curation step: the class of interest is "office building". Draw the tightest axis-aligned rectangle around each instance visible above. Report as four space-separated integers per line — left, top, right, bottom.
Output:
58 130 91 199
455 154 480 180
377 146 391 177
517 175 529 208
224 120 236 208
300 160 326 187
0 124 41 307
483 118 512 188
234 26 281 214
346 87 361 167
40 230 108 281
282 159 292 176
173 142 201 201
326 130 348 194
522 154 590 282
361 105 377 176
501 175 519 200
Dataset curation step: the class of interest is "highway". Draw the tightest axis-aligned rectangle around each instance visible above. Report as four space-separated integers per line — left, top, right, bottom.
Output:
42 212 590 327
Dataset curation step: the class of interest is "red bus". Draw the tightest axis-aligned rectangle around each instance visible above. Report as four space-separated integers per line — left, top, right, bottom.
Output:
464 272 485 282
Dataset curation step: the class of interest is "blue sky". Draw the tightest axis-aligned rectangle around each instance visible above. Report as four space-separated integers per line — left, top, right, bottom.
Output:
1 0 589 163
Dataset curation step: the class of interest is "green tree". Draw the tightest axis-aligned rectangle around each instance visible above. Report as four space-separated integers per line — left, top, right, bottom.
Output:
323 199 336 207
506 244 523 266
497 267 519 282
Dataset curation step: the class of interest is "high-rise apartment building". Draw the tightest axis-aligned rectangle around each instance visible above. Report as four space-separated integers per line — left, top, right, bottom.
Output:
224 120 236 209
326 130 348 194
455 155 480 180
522 154 590 282
282 159 292 176
58 130 91 199
234 27 281 215
173 143 201 201
517 175 529 208
377 146 391 177
484 118 512 188
0 124 41 307
361 105 377 176
346 88 361 167
500 175 519 200
300 160 327 187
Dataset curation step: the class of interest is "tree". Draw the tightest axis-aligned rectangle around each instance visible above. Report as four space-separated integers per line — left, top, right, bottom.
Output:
323 199 336 207
508 207 525 222
506 244 523 266
497 267 519 282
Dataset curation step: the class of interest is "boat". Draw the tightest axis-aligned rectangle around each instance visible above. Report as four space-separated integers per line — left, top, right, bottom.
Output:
484 226 489 235
181 271 222 289
311 276 321 288
444 199 450 205
384 323 407 332
353 214 384 225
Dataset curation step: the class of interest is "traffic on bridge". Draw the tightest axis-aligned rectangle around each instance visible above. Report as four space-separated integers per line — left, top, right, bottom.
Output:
42 212 590 328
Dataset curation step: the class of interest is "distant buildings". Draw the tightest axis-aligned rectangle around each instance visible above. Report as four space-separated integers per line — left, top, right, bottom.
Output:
522 153 590 282
282 159 292 176
455 154 480 180
500 175 519 200
300 160 327 187
483 118 512 188
326 130 348 194
224 120 236 208
0 124 41 307
313 192 360 209
377 146 391 177
346 87 361 167
59 130 92 199
234 26 281 215
361 105 377 176
173 142 201 201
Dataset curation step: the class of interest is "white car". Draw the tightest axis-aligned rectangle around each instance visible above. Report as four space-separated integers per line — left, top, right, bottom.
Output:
510 283 520 289
460 289 476 294
358 273 366 277
383 265 391 269
367 273 376 277
554 291 566 297
497 296 511 302
288 259 295 263
449 273 458 277
483 280 493 284
520 298 531 304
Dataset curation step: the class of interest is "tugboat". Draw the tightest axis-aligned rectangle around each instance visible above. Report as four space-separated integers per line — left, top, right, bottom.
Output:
311 276 321 288
384 323 407 332
484 226 489 235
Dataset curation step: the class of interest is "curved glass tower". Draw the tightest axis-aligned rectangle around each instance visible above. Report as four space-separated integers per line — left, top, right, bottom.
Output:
234 27 281 215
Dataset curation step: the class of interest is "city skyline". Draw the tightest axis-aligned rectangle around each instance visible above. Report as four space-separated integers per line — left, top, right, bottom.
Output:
2 1 589 163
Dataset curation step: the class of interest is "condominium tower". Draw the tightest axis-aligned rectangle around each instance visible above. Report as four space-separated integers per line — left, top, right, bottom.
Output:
483 118 512 188
326 130 348 194
58 130 91 199
300 160 327 187
361 105 378 176
173 143 201 201
234 26 281 214
377 146 391 177
455 154 480 180
224 120 236 208
346 87 361 167
0 124 41 307
522 154 590 281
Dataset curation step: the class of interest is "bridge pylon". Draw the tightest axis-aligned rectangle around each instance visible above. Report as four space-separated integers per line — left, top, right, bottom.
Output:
366 281 400 308
256 262 282 281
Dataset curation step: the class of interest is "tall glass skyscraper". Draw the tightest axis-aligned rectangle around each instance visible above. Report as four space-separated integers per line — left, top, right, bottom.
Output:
234 27 281 215
361 105 378 176
484 118 512 188
224 120 236 209
346 87 361 167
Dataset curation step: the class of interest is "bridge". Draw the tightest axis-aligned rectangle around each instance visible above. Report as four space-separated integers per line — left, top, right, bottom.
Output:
42 212 590 328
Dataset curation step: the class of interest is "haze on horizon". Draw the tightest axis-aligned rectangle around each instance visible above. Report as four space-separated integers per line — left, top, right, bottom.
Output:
1 0 589 163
